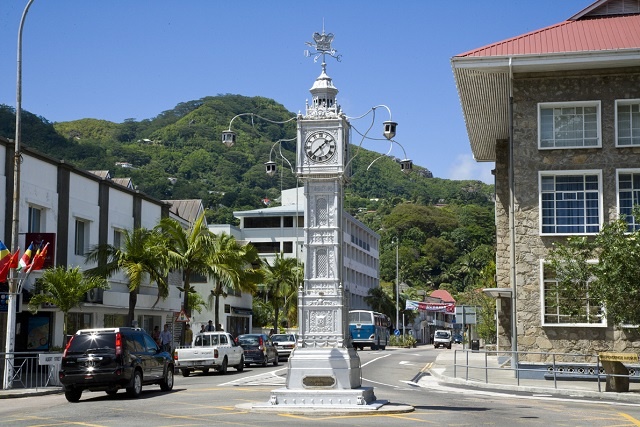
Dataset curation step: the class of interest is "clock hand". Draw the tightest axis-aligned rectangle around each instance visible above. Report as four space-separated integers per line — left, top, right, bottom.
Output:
313 140 328 156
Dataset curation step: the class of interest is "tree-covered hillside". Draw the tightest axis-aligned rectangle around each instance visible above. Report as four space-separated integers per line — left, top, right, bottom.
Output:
0 95 496 306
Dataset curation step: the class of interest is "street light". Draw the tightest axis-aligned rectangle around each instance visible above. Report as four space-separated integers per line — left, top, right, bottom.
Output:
4 0 35 391
392 237 399 332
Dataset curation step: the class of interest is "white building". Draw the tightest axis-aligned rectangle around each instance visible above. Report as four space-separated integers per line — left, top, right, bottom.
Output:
204 187 380 335
0 137 182 351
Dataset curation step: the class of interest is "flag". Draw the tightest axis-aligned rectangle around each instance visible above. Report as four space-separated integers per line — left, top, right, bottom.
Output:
18 242 33 271
28 242 49 272
0 249 19 283
0 240 10 271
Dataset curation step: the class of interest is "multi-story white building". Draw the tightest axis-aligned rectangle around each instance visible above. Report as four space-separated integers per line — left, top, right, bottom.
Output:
0 137 182 351
205 187 380 335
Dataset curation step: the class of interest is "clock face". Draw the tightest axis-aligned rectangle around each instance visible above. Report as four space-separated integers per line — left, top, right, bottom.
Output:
304 131 337 163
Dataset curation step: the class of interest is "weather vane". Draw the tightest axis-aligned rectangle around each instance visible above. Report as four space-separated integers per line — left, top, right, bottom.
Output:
304 28 342 70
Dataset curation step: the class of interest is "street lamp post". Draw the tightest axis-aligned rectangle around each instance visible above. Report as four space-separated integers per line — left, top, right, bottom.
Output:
4 0 35 390
392 237 399 332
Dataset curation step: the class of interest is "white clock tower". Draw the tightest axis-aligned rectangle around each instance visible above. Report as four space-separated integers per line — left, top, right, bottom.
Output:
269 31 378 407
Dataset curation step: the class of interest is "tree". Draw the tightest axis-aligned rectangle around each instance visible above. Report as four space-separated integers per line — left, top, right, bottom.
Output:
156 213 214 320
85 227 169 326
261 253 302 332
364 283 396 323
28 266 108 346
207 233 263 330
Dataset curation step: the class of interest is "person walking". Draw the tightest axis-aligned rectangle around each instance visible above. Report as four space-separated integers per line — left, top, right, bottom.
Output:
160 324 172 353
206 320 215 331
152 325 161 346
184 323 193 347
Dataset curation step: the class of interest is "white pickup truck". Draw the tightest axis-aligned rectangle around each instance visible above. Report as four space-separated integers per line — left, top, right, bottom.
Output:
173 331 244 376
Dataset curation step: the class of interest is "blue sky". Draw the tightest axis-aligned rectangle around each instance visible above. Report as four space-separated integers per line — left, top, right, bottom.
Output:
0 0 590 184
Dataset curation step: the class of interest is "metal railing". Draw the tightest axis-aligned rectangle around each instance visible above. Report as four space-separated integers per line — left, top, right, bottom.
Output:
1 351 62 390
452 349 640 393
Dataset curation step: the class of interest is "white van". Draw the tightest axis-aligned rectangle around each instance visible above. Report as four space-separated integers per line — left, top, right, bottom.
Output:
433 330 452 349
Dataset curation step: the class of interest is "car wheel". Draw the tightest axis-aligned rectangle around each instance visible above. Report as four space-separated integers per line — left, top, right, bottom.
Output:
160 366 174 391
126 370 143 398
181 369 190 377
65 389 82 403
371 344 378 350
262 356 268 367
219 357 228 374
105 389 118 397
201 368 209 374
273 355 278 366
236 356 244 372
380 345 386 350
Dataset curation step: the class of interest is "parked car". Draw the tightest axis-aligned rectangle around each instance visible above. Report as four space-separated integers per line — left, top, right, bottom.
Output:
433 330 452 349
453 334 463 344
235 334 278 367
59 327 174 402
173 331 244 376
270 333 298 359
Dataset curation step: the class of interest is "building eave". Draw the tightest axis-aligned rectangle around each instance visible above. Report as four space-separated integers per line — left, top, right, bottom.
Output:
451 49 640 161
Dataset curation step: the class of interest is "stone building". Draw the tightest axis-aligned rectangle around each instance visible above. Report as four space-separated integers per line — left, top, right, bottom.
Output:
452 0 640 360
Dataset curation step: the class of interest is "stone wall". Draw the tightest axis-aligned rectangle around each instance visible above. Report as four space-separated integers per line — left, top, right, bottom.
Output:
495 68 640 360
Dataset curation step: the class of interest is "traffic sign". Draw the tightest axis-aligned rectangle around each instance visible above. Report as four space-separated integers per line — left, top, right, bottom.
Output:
394 329 400 336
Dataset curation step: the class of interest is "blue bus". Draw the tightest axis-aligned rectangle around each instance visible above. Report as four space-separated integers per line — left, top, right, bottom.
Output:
348 310 390 350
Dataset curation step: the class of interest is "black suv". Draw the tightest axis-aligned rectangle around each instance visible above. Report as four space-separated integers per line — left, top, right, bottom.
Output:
59 327 174 402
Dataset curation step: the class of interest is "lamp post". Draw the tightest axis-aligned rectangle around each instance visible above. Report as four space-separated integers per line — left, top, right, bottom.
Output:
4 0 35 390
392 237 399 332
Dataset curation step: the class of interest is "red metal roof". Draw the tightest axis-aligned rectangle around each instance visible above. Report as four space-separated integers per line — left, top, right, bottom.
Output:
430 289 456 303
457 14 640 58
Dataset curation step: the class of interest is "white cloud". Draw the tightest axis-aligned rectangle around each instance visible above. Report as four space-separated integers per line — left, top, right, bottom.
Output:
448 154 494 184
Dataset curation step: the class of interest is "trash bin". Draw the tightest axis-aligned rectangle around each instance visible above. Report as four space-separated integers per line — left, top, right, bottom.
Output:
471 339 480 352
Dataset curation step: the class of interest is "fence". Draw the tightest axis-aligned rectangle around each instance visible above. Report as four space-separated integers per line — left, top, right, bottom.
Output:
452 349 640 393
0 351 62 390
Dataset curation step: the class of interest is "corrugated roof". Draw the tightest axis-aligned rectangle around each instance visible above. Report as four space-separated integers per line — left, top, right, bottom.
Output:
163 199 204 224
457 14 640 58
452 2 640 161
430 289 456 303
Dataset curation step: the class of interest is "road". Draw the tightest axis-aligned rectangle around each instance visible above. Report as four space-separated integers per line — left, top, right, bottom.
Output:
1 346 640 426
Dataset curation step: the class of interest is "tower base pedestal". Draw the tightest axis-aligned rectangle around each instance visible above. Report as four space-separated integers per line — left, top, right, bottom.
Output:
267 347 378 407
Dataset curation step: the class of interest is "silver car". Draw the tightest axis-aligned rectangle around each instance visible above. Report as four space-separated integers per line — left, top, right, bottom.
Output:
270 334 298 359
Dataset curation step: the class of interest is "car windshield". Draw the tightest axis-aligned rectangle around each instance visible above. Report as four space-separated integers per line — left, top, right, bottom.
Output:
237 336 260 346
435 332 450 338
271 335 294 343
67 333 115 353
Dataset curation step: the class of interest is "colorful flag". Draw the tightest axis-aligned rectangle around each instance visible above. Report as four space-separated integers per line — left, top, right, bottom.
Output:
0 240 10 271
18 242 33 271
28 242 49 272
0 249 19 283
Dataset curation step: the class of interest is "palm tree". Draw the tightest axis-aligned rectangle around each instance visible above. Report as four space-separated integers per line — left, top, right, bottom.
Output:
85 227 169 326
261 253 302 332
207 233 263 330
155 213 214 320
28 266 108 346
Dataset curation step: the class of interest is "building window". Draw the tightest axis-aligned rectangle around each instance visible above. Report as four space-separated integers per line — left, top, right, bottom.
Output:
252 241 280 254
616 99 640 146
75 219 88 256
283 241 293 253
538 101 601 149
244 217 280 228
113 229 124 249
617 169 640 231
541 262 604 326
28 206 42 233
66 312 92 335
540 171 601 235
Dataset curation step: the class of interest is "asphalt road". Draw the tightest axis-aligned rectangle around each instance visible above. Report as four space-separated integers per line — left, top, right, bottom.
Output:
1 346 640 427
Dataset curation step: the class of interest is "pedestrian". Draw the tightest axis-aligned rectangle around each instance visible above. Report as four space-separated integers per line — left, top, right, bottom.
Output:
200 324 206 334
152 325 161 346
184 323 193 347
206 320 215 331
217 323 224 331
160 324 172 353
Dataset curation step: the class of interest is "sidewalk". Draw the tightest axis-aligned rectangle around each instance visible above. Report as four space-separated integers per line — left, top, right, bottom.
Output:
423 346 640 403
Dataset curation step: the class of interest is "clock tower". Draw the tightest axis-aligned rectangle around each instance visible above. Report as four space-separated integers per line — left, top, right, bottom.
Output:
269 31 378 407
